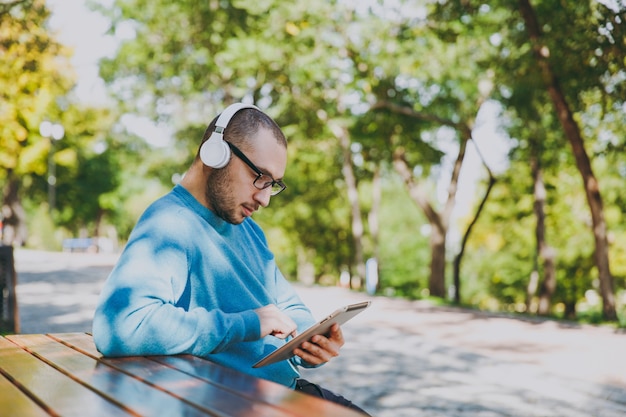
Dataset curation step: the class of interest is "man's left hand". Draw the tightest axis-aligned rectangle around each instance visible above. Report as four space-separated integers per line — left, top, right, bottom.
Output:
293 323 345 365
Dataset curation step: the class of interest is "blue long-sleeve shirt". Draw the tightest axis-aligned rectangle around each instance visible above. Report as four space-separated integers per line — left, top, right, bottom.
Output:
92 184 316 388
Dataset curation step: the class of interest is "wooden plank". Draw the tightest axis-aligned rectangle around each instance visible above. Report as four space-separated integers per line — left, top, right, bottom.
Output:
0 336 128 417
0 372 51 417
15 334 296 417
7 334 211 417
52 333 296 417
48 333 101 358
99 355 297 417
154 355 367 417
52 333 365 417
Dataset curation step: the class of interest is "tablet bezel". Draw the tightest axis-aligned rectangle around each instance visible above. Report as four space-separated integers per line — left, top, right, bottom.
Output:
252 301 371 368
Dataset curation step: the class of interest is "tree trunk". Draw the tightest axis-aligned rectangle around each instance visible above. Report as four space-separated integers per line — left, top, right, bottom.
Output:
429 221 447 298
392 149 448 298
296 246 316 286
530 156 558 315
367 164 382 292
526 270 539 312
453 138 496 304
372 103 474 300
333 123 365 289
518 0 617 320
1 170 28 246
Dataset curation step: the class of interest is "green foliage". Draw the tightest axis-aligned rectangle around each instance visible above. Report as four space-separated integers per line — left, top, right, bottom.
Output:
0 0 74 180
461 169 534 307
3 0 620 326
23 202 60 251
462 158 619 316
377 177 430 297
256 135 352 280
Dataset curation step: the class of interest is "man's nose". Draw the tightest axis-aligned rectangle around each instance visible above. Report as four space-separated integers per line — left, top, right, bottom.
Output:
254 187 272 208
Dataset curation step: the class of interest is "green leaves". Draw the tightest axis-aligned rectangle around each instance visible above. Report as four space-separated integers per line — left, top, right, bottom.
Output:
11 0 618 319
0 0 73 178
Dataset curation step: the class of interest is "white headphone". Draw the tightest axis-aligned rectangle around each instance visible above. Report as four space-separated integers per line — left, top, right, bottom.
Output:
199 102 260 168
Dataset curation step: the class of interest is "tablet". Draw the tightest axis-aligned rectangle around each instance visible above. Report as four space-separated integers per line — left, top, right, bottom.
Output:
252 301 371 368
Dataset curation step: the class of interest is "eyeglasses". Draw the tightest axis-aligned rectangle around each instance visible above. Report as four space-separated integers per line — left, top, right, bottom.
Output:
226 141 287 196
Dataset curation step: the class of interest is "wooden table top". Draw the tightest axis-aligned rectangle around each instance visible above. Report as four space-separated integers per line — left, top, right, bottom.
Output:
0 332 364 417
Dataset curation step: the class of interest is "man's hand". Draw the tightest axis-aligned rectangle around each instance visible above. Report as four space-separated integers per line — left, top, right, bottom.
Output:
293 323 345 365
255 304 298 339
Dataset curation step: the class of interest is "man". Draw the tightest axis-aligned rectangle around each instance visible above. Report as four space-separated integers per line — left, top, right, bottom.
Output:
92 103 369 415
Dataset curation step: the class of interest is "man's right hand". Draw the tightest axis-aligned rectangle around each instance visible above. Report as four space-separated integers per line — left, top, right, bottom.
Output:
254 305 298 339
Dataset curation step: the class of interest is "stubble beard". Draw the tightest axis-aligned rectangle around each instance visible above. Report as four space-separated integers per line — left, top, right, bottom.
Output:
205 168 242 225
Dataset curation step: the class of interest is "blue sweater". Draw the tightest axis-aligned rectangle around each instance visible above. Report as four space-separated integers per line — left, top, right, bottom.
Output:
92 185 316 388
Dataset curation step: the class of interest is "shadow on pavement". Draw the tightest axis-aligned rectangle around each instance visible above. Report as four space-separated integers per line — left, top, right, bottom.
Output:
17 265 110 334
302 323 626 417
12 250 626 417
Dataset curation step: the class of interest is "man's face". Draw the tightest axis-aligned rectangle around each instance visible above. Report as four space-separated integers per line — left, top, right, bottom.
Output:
205 127 287 224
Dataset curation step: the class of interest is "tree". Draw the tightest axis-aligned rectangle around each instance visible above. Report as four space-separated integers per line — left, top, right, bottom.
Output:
0 0 74 245
452 139 497 305
90 0 624 322
48 106 123 237
516 0 617 320
433 0 623 320
361 1 499 298
94 0 363 279
496 92 564 313
94 0 501 298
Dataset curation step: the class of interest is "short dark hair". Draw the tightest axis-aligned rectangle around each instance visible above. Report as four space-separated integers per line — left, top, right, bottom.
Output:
198 107 286 159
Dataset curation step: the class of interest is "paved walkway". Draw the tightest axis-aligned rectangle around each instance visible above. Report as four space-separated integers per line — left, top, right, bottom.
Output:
13 249 626 416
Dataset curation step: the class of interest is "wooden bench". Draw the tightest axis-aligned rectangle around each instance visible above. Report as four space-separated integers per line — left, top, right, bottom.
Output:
0 332 364 417
0 245 18 333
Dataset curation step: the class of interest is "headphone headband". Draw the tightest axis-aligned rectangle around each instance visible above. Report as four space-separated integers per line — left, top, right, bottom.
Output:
214 103 260 134
200 102 260 168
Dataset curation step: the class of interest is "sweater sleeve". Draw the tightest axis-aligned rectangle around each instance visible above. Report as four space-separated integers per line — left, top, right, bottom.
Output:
274 267 315 330
270 267 322 369
92 205 260 357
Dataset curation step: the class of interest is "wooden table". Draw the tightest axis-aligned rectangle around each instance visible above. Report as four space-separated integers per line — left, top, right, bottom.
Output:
0 333 364 417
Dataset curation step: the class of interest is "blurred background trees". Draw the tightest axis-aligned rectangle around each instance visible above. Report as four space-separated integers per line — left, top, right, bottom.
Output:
1 0 624 324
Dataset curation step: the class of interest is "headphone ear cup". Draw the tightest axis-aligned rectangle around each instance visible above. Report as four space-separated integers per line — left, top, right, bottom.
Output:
200 132 231 168
200 102 259 168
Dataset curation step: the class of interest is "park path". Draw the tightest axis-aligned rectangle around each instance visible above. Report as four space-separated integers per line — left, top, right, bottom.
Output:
13 249 626 417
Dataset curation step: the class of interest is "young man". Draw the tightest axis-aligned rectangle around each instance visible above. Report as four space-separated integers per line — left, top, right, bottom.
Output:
92 103 369 415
